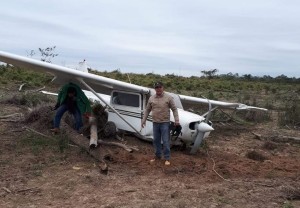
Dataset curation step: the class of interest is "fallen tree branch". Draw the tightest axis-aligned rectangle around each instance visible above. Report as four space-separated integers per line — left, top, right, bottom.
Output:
0 113 21 119
16 187 40 193
23 126 52 139
0 113 24 122
251 132 262 140
251 131 300 144
272 136 300 144
211 109 245 125
19 83 26 91
25 86 46 94
206 150 230 182
115 134 124 142
2 187 12 193
97 139 139 152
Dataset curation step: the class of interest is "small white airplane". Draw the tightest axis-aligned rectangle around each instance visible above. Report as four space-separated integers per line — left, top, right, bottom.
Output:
0 51 267 154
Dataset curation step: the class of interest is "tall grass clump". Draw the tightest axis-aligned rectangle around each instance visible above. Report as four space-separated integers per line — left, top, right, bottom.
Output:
278 98 300 128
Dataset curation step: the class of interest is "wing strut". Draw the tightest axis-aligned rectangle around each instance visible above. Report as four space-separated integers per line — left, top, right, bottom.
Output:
78 78 144 137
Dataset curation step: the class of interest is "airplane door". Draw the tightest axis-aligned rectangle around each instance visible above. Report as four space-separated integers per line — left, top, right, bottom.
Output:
109 90 144 133
139 93 152 137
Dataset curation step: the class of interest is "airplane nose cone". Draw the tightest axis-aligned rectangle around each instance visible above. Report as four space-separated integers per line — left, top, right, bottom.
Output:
197 122 214 132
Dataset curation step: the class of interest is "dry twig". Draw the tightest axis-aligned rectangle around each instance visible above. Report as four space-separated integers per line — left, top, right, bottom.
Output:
23 126 52 139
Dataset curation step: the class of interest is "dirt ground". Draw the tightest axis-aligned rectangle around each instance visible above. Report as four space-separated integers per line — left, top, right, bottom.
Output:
0 87 300 208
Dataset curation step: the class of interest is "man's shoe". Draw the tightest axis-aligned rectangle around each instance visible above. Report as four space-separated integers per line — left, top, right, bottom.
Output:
50 128 60 134
150 156 161 164
165 160 171 166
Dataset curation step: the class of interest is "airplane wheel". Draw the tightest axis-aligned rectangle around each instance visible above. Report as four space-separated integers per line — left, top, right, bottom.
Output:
103 121 117 137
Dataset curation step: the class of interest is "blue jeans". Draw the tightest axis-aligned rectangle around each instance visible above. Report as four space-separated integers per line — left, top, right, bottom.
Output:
153 122 170 160
53 104 83 131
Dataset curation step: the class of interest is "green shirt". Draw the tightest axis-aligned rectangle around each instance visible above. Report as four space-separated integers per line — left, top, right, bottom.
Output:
57 83 92 114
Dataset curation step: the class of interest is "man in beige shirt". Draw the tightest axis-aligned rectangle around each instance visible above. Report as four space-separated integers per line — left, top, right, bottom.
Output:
141 81 180 165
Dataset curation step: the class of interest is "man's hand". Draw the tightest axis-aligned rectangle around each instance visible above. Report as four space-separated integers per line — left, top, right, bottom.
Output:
175 121 180 126
83 112 91 119
53 103 60 110
141 121 146 128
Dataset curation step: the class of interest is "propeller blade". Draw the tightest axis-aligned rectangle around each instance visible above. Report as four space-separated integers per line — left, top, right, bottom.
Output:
190 122 214 154
190 131 205 154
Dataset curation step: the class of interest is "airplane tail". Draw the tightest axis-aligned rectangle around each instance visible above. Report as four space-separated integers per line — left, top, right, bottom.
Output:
77 60 88 72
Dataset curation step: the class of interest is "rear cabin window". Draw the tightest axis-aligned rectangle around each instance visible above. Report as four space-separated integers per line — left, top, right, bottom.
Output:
112 91 140 107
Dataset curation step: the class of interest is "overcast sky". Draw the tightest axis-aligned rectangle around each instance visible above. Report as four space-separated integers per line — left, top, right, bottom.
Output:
1 0 299 77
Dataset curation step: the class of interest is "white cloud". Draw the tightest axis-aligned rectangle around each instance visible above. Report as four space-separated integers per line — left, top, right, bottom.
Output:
0 0 299 77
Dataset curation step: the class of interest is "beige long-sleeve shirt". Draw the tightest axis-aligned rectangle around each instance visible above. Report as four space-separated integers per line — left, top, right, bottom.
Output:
142 92 179 123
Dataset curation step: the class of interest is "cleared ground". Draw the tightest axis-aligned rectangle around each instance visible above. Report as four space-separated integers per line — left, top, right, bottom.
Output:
0 86 299 208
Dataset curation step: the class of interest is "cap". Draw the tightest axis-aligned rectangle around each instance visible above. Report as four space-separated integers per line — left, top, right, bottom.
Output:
154 81 163 88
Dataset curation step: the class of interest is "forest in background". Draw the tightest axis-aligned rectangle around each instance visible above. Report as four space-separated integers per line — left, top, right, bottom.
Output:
0 64 299 128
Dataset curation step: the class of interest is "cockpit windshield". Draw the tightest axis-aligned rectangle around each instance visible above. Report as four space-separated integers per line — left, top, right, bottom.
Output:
168 92 183 109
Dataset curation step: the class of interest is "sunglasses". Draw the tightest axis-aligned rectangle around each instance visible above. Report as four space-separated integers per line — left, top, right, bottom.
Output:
155 86 162 89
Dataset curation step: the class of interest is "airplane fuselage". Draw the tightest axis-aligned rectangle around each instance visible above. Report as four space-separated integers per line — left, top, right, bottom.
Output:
83 89 213 147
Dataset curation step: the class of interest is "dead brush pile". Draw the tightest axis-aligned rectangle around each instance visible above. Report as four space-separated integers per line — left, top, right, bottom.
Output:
282 186 300 201
24 105 53 124
20 101 108 138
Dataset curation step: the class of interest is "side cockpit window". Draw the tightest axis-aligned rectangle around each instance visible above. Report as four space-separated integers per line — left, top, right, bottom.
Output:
112 91 140 107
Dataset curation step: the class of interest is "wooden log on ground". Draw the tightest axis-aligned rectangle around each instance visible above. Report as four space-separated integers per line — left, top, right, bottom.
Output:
89 116 98 148
60 121 138 173
60 121 108 161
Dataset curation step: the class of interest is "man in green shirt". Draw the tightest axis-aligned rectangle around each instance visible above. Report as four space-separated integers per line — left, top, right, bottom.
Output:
51 82 92 133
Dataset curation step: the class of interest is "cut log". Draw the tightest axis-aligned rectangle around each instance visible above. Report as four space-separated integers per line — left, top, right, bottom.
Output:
60 121 104 161
89 116 98 148
60 121 138 174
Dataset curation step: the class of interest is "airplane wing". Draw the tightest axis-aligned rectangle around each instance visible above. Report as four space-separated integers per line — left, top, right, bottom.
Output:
179 94 268 111
0 50 267 112
0 51 150 95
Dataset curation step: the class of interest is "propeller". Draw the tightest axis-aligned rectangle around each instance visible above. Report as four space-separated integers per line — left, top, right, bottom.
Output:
190 122 214 154
190 96 214 154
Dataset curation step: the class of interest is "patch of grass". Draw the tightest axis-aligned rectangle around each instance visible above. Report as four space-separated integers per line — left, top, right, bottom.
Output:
20 132 70 155
282 201 294 208
0 66 52 86
30 163 45 176
21 133 55 155
1 93 55 107
265 170 276 179
217 196 231 205
57 134 70 153
278 97 300 127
